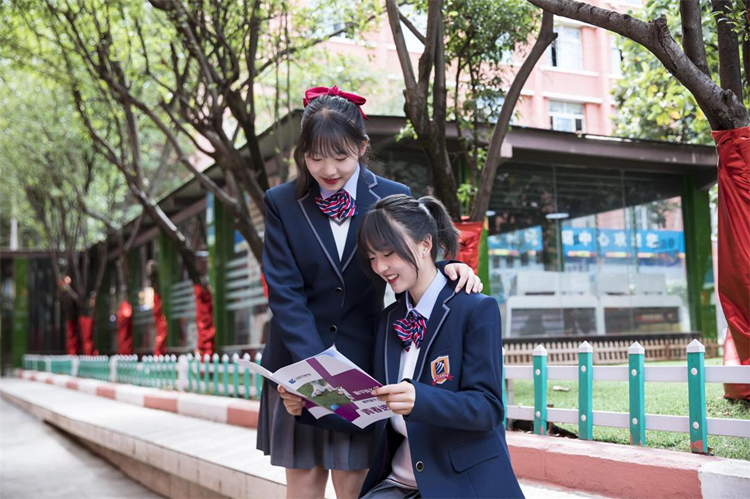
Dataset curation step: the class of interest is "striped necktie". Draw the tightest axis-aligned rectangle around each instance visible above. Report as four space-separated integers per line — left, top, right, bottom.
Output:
394 310 427 352
315 189 356 220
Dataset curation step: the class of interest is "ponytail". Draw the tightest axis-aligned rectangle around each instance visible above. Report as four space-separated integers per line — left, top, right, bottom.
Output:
358 194 459 273
418 197 459 259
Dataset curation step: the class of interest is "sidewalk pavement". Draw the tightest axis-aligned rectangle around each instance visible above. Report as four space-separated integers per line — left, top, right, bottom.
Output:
1 376 610 499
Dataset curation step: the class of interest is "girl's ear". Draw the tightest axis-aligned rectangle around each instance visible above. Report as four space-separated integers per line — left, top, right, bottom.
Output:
420 234 433 258
359 140 369 158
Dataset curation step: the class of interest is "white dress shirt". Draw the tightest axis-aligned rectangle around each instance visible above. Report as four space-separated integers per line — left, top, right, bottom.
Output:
387 271 448 489
319 165 359 260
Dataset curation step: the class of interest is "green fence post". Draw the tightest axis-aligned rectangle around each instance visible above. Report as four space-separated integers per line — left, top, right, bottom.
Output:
222 354 229 397
171 354 178 390
501 347 506 429
533 344 548 436
579 341 594 440
687 339 708 453
255 352 263 399
243 353 251 400
628 342 646 446
212 354 219 395
203 354 211 394
232 354 239 398
187 354 194 392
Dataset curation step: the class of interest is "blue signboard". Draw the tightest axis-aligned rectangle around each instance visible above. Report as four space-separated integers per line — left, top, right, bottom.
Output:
488 226 685 256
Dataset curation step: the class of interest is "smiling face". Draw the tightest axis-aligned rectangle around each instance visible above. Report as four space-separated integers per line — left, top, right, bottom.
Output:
305 151 361 192
366 227 432 295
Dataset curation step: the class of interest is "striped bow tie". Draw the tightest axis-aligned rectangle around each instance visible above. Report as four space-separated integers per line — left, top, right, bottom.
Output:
394 310 427 352
315 189 356 220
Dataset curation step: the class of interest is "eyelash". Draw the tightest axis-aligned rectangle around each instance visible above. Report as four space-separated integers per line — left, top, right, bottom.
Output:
368 251 393 261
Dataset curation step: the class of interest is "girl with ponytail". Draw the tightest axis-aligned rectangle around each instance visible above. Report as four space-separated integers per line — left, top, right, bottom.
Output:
356 194 523 498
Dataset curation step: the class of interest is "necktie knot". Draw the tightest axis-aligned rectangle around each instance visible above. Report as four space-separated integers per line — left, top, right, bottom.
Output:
394 310 426 352
315 189 356 220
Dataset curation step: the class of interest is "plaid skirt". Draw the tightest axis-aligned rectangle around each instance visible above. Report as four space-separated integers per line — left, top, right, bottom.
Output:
256 379 374 470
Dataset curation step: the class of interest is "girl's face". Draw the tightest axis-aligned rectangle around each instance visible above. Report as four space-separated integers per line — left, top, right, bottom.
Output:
367 236 431 295
305 142 366 192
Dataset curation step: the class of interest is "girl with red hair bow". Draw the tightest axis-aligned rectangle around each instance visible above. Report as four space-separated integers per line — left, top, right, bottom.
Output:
259 86 482 499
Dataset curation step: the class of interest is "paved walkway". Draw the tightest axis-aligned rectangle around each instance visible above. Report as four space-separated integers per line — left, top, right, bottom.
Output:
0 393 159 499
1 378 608 498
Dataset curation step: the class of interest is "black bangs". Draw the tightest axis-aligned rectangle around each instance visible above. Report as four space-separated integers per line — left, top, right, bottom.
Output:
299 110 364 159
357 209 419 274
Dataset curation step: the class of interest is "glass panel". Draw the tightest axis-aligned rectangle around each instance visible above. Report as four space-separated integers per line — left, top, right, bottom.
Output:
488 164 690 338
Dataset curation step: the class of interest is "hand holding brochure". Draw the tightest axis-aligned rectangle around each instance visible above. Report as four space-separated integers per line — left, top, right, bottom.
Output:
237 346 394 428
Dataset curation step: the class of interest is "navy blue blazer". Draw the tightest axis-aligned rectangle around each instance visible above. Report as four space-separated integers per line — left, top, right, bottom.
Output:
360 285 524 499
261 168 410 375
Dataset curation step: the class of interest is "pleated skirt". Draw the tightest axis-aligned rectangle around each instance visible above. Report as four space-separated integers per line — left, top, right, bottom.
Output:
256 379 374 470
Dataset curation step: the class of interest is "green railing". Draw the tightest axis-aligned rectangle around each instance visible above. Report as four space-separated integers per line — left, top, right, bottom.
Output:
503 339 750 453
21 352 264 400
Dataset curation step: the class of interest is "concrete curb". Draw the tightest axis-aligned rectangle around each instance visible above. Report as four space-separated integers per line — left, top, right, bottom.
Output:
16 370 260 430
16 369 750 499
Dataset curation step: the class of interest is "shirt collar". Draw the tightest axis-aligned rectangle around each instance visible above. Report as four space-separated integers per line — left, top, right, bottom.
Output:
405 270 447 321
319 164 360 200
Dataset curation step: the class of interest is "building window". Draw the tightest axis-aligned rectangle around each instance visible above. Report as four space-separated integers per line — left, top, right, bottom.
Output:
547 26 583 70
610 35 623 77
549 100 585 132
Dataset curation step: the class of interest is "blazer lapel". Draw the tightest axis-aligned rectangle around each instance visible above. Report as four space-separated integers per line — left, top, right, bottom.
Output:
413 285 456 381
384 300 407 386
297 186 344 284
341 168 380 273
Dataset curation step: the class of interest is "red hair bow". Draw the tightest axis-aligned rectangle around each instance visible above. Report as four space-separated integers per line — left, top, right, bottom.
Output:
303 85 368 120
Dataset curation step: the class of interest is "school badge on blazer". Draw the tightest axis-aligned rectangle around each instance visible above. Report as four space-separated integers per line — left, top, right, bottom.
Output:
430 355 454 385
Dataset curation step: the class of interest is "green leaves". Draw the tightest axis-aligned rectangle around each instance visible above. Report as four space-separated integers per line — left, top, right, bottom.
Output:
612 0 749 143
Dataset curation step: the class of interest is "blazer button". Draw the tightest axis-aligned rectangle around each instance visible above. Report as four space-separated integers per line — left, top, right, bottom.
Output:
415 461 424 472
335 286 343 294
330 325 338 333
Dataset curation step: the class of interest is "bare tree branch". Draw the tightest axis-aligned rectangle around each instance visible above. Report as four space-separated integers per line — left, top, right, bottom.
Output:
712 0 744 101
679 0 710 76
472 10 557 220
526 0 748 129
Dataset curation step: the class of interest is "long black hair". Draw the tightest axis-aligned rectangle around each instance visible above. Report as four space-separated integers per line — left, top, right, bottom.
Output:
293 95 371 197
358 194 459 274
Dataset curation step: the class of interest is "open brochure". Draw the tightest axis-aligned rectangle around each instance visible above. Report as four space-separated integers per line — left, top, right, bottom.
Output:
237 346 394 428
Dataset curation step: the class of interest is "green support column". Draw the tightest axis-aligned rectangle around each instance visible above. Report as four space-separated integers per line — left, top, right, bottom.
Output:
628 342 646 446
687 339 708 453
533 344 548 436
12 257 30 368
681 174 715 338
207 192 233 350
478 218 491 296
158 230 179 348
578 341 594 440
95 264 113 354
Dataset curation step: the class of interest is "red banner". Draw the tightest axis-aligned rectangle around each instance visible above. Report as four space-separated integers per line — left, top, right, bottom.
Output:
79 315 97 355
456 221 484 273
712 126 750 400
152 292 169 356
194 284 215 357
116 300 134 355
65 319 79 355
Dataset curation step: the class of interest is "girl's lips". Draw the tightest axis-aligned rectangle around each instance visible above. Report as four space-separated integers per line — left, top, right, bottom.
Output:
322 177 340 185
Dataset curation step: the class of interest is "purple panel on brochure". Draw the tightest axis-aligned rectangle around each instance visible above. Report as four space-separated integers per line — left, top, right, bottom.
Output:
332 403 360 422
307 358 380 401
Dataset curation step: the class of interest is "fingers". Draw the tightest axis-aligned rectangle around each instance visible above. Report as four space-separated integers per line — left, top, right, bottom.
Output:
376 392 413 403
455 272 469 293
444 264 458 281
387 402 413 415
278 385 302 403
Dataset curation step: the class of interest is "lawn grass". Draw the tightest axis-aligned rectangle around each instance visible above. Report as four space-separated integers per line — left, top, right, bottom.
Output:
509 358 750 460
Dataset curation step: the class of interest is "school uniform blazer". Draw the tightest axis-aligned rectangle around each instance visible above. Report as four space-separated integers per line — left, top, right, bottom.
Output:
261 167 410 375
360 285 525 499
